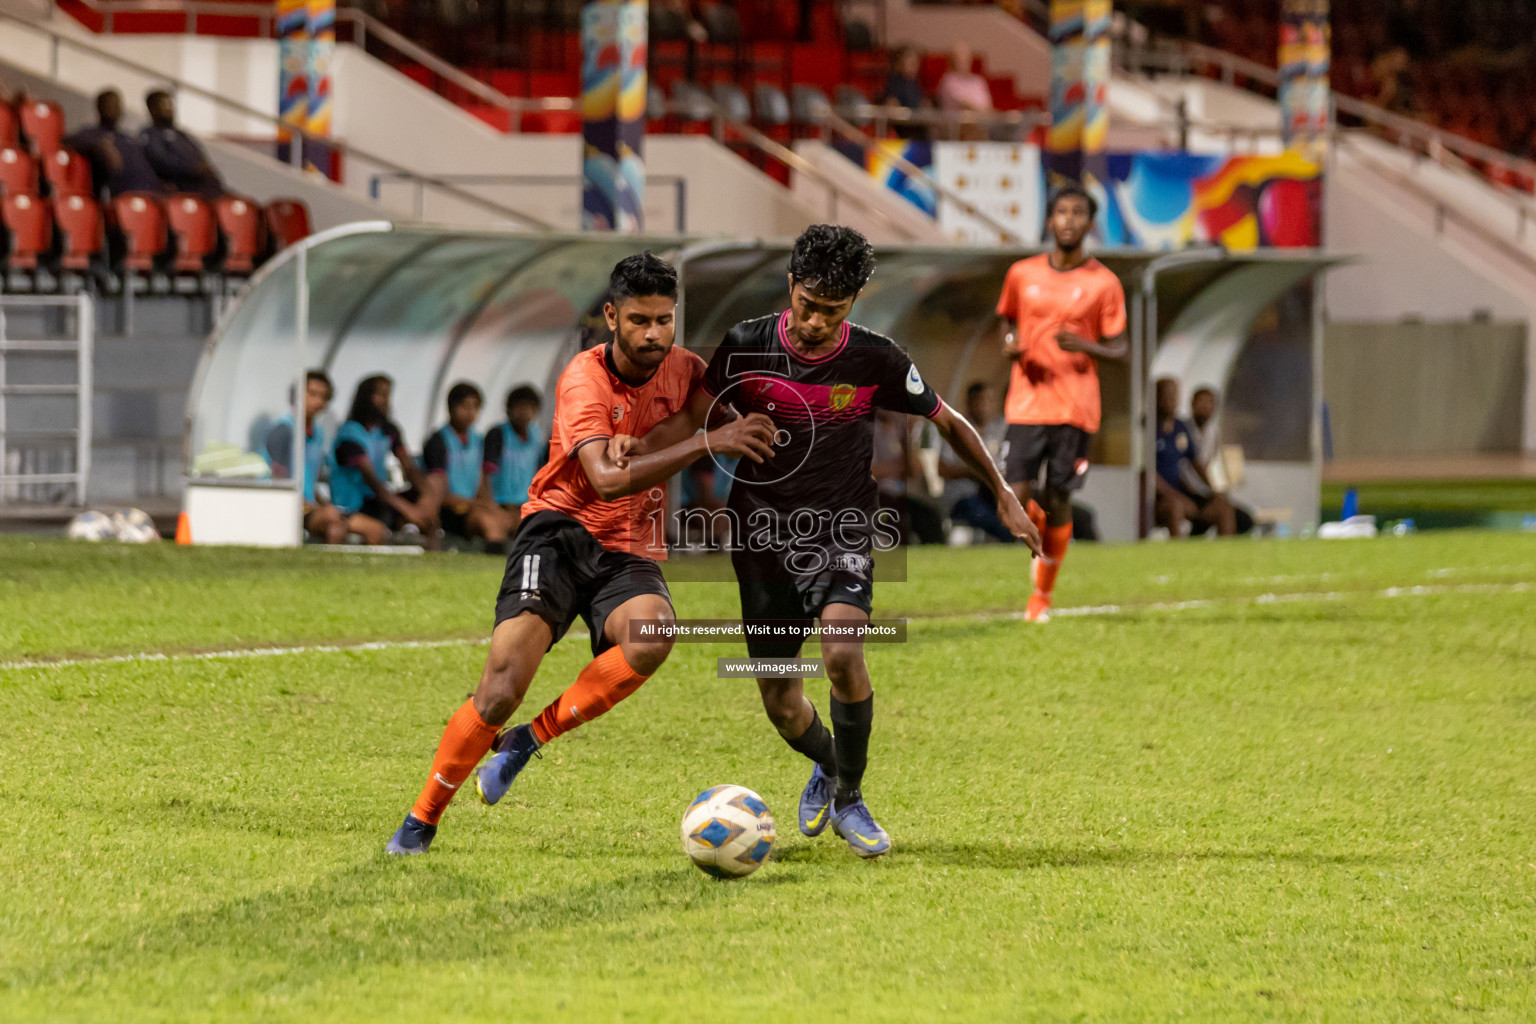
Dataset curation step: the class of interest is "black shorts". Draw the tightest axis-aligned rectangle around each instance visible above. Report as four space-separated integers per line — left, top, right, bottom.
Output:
731 549 874 660
1001 424 1093 493
354 497 397 529
440 505 471 538
494 510 671 657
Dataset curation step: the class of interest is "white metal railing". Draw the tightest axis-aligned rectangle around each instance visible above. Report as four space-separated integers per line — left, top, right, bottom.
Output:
1126 41 1536 189
0 10 557 230
0 295 94 507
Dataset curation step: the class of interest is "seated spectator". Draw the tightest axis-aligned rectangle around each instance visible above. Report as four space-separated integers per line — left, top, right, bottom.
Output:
939 381 1014 543
330 374 437 545
677 452 737 549
1188 385 1253 535
936 42 993 140
483 384 546 527
1370 45 1416 117
878 46 930 139
423 381 513 553
64 89 164 199
1154 378 1236 537
265 369 347 544
141 90 224 198
873 411 945 545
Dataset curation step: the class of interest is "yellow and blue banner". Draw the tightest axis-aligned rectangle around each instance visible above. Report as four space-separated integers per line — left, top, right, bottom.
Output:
306 0 334 138
581 1 646 232
1279 0 1329 148
276 0 308 141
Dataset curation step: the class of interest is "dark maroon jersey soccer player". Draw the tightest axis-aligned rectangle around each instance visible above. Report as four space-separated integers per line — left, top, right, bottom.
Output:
610 225 1041 859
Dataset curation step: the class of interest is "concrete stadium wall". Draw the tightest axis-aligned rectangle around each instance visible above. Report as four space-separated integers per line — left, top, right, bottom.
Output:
1324 321 1527 458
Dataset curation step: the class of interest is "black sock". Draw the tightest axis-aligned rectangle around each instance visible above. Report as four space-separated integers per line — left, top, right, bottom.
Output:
785 706 837 778
830 692 873 805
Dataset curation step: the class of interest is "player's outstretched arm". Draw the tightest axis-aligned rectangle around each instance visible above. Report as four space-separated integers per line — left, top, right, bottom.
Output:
1055 329 1128 360
931 402 1043 556
578 413 776 502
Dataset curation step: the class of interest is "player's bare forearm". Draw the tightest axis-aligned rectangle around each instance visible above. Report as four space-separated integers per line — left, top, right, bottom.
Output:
579 414 775 501
932 404 1008 497
932 404 1042 554
625 389 722 458
999 316 1023 360
1060 331 1128 361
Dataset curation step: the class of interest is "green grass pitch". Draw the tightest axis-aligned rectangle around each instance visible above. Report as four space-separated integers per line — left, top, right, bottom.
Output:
1 532 1533 1021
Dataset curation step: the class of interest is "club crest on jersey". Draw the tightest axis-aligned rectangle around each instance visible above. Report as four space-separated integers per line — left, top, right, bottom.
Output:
905 364 925 395
829 383 856 411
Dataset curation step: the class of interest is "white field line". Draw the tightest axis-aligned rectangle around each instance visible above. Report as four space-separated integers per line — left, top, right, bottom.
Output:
1 580 1529 674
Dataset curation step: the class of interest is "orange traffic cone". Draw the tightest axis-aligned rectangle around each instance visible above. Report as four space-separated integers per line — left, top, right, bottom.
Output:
175 511 192 545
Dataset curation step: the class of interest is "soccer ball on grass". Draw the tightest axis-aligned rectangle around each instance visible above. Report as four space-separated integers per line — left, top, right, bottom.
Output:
681 784 775 879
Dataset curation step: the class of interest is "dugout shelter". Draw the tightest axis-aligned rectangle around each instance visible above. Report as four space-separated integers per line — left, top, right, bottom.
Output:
184 223 1336 545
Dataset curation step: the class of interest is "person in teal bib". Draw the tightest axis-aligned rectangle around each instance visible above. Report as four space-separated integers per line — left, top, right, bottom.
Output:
331 374 437 545
423 381 513 553
265 369 347 543
482 384 546 529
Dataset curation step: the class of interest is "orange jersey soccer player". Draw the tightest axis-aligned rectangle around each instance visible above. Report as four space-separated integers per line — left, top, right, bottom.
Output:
386 253 776 855
994 184 1128 623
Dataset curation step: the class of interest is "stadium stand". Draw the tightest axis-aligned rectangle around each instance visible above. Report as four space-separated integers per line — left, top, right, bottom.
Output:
0 88 310 293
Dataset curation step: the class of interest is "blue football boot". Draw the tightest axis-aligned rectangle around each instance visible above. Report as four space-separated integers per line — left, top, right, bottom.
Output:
798 763 835 837
475 723 542 806
831 796 892 858
384 812 436 856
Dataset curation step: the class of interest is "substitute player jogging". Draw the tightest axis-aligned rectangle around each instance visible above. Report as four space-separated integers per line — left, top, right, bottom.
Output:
386 253 775 855
613 226 1041 859
994 184 1128 623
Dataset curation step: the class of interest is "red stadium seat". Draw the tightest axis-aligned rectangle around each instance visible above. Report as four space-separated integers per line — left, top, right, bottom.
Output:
263 198 311 250
2 192 52 271
53 193 104 272
113 192 168 272
0 147 39 196
166 193 216 273
44 147 94 197
520 110 583 133
215 194 264 274
19 99 65 156
0 103 18 149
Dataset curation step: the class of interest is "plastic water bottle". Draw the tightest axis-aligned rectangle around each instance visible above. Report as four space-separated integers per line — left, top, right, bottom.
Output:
1391 518 1416 537
1341 487 1359 520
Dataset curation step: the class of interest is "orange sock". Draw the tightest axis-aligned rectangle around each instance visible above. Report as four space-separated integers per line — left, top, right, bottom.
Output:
1025 499 1047 538
530 646 650 745
1033 523 1073 596
410 699 500 825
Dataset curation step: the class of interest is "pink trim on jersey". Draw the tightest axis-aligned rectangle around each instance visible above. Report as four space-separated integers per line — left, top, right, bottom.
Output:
777 310 851 364
925 396 946 420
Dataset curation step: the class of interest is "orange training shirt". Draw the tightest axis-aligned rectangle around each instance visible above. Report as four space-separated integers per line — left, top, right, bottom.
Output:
521 342 706 560
994 254 1127 433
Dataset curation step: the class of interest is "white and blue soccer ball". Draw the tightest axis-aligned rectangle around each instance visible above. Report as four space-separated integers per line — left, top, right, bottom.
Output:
681 784 776 879
111 508 161 544
66 510 116 542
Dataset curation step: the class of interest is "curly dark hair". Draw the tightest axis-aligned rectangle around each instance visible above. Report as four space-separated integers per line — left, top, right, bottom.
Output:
788 224 876 300
1046 183 1099 220
609 251 678 302
446 381 483 411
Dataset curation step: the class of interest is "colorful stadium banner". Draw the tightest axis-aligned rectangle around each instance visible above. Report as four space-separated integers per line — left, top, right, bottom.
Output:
876 144 1321 250
276 0 308 141
1082 0 1111 156
1048 0 1110 195
1278 0 1330 148
866 139 936 218
1095 150 1321 250
1046 0 1086 167
305 0 334 138
581 1 646 233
